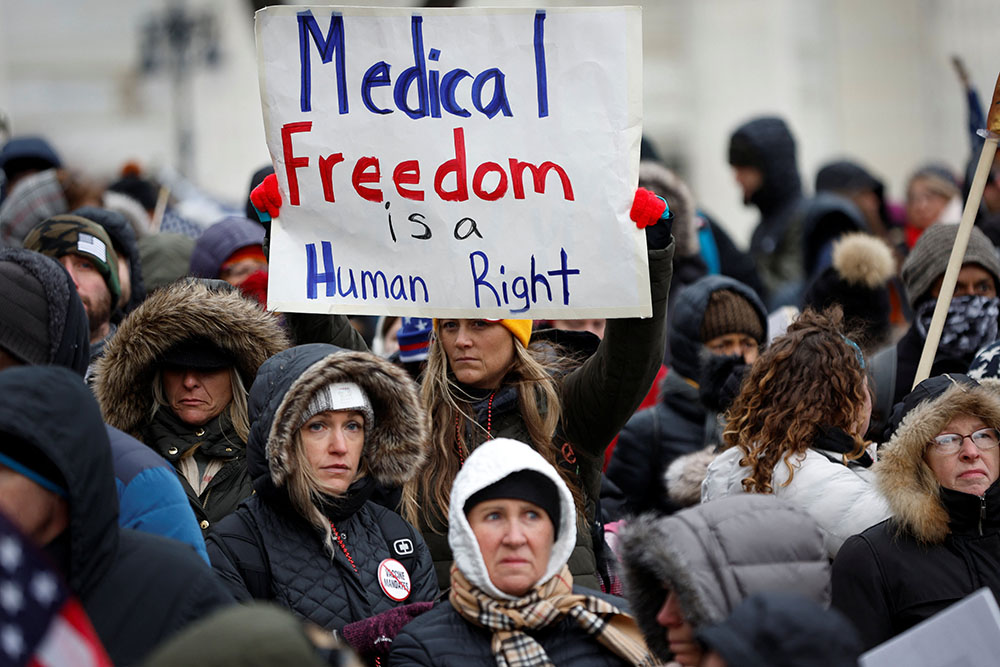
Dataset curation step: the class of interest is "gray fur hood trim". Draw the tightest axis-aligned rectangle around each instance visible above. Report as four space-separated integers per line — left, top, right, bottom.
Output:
664 446 717 509
619 495 829 663
94 278 289 437
639 160 698 258
248 344 429 493
877 378 1000 543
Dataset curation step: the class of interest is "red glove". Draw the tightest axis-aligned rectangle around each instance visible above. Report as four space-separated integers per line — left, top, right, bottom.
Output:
630 187 667 229
250 173 282 221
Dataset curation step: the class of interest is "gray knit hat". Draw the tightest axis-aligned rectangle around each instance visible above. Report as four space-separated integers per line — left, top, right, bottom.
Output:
301 382 375 429
900 224 1000 307
0 260 49 365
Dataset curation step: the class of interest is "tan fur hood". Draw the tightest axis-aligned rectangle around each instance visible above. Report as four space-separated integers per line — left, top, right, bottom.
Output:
94 279 289 437
877 378 1000 543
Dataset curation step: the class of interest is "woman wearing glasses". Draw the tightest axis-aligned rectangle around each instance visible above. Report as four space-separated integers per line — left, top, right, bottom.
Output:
832 373 1000 649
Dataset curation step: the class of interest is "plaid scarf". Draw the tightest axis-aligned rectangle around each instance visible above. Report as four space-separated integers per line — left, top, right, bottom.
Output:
0 169 68 247
449 564 656 667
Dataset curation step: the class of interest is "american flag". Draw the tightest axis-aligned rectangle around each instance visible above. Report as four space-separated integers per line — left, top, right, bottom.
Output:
0 512 110 667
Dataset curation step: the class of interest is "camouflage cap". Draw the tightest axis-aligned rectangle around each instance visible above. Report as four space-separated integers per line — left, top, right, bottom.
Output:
23 214 121 305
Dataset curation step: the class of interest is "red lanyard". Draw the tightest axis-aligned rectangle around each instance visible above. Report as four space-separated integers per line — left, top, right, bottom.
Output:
454 392 495 465
329 521 357 574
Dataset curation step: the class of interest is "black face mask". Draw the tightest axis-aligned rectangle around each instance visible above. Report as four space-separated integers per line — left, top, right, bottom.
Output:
698 353 750 413
915 295 1000 359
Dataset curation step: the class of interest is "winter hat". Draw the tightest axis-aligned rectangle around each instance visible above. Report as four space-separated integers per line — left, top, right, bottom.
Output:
700 290 765 344
302 381 375 430
0 248 90 375
72 205 147 313
397 317 433 363
815 159 883 196
696 592 861 667
802 233 895 347
900 224 1000 307
159 336 237 371
908 163 960 200
106 163 159 212
638 161 699 258
0 434 68 498
0 168 69 248
433 318 533 348
0 136 61 179
189 216 266 279
22 214 121 306
883 373 978 442
463 469 562 538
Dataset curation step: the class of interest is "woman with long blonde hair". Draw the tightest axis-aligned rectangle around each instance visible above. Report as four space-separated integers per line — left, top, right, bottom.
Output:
701 308 891 558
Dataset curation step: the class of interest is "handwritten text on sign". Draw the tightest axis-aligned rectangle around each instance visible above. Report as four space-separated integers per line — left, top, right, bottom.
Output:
255 6 646 317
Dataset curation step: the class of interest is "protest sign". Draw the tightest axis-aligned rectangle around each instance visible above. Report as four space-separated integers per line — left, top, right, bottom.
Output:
860 588 1000 667
254 6 646 318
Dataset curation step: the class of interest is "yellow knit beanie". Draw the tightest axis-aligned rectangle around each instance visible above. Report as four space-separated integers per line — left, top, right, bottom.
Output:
433 319 533 347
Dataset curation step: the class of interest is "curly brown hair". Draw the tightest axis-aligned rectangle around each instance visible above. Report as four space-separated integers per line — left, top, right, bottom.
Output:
722 308 870 494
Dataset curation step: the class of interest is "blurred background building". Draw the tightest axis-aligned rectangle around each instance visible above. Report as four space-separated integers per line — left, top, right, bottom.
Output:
0 0 997 242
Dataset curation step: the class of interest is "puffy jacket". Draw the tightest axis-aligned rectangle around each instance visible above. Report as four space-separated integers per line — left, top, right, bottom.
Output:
608 275 766 516
420 243 673 591
0 366 233 666
702 443 890 559
206 344 437 631
618 495 831 664
94 278 289 531
832 378 1000 649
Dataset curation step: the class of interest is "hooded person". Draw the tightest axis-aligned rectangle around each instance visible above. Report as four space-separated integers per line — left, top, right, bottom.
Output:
189 215 268 287
618 495 831 667
73 205 147 319
696 592 862 667
390 438 656 667
0 248 209 561
607 275 766 517
138 232 196 292
0 366 233 665
903 163 963 247
94 278 290 532
832 373 1000 650
727 116 807 306
206 344 438 644
867 223 1000 437
801 232 897 354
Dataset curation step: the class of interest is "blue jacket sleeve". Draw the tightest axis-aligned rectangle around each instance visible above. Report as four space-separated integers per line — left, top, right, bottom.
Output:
118 466 209 564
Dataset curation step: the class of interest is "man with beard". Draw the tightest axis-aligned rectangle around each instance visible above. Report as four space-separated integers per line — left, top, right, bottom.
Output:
22 213 120 377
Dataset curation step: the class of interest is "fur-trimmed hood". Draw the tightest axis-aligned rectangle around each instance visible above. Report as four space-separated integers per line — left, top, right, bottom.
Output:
448 438 577 601
94 278 289 437
877 377 1000 543
619 496 829 663
247 343 429 498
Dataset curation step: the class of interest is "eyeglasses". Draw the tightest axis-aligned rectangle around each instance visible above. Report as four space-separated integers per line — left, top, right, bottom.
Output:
929 428 1000 454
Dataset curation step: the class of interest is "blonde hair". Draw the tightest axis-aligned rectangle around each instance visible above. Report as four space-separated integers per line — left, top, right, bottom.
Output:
400 333 585 533
151 367 250 444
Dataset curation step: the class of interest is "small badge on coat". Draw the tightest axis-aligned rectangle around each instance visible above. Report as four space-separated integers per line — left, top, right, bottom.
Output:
377 558 411 602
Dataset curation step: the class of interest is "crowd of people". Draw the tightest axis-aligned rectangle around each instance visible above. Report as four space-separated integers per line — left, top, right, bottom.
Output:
2 61 1000 667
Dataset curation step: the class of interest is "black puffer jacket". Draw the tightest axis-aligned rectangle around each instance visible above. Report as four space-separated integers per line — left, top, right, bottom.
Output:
0 366 232 666
95 279 289 531
730 116 806 303
607 275 766 516
389 587 632 667
206 344 438 631
833 377 1000 649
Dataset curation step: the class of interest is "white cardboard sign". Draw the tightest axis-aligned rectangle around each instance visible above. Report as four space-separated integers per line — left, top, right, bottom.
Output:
254 5 646 318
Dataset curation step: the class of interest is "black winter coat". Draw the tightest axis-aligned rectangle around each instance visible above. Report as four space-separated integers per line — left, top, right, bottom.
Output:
0 367 232 666
389 587 633 667
607 275 766 516
206 344 437 631
833 483 1000 650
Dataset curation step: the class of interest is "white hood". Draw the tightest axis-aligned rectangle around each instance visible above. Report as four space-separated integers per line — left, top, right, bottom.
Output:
448 438 577 600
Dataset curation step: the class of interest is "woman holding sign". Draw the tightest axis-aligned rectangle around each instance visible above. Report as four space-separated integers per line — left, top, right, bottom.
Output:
400 190 674 591
252 178 674 591
206 344 439 650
